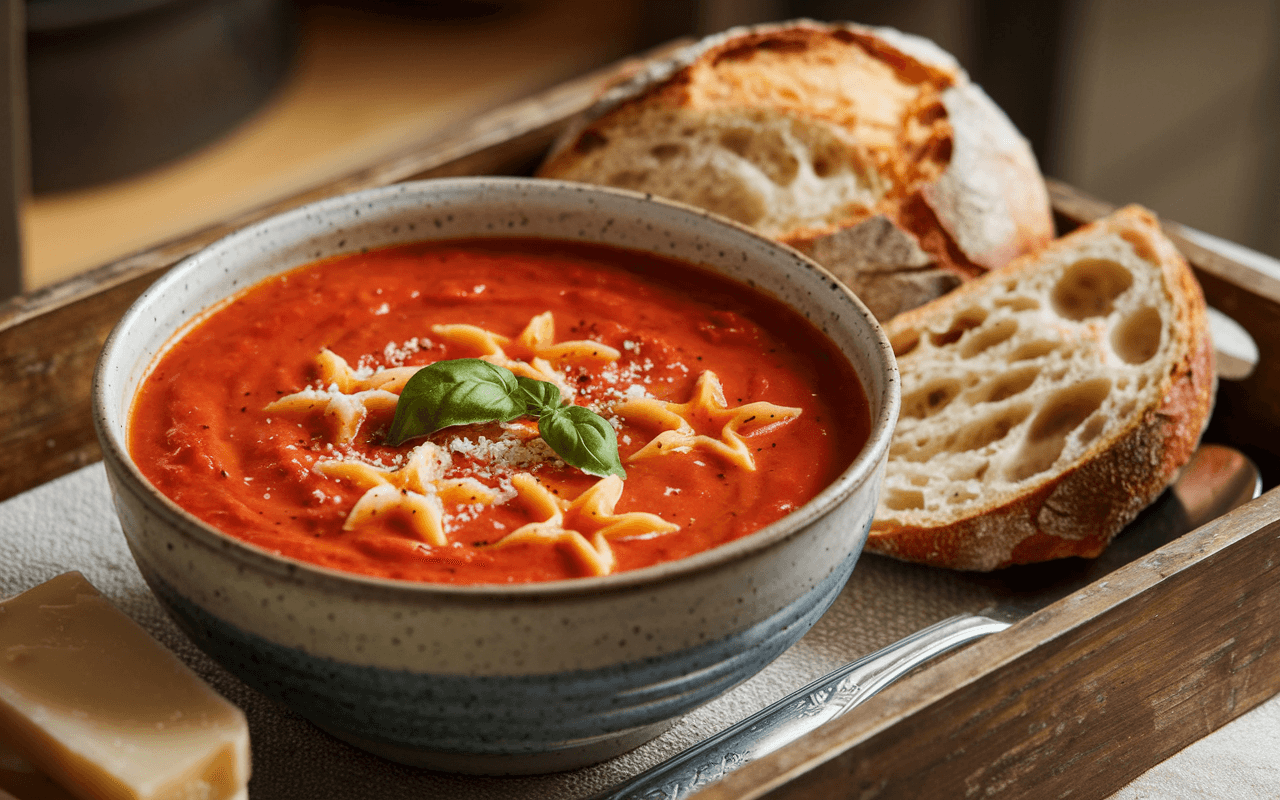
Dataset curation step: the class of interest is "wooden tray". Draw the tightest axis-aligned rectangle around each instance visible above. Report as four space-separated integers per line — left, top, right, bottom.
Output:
3 46 1279 800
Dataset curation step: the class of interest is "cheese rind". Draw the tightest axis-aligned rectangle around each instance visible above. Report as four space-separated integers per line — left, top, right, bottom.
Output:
0 573 250 800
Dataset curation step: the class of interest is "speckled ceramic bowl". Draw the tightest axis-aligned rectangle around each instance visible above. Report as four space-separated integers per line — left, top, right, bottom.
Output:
92 178 899 774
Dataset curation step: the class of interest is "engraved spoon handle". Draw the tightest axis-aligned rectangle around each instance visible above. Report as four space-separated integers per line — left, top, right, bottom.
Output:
591 614 1009 800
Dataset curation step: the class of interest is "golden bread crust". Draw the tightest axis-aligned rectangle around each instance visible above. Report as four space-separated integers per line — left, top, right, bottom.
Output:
867 206 1215 570
538 20 1053 320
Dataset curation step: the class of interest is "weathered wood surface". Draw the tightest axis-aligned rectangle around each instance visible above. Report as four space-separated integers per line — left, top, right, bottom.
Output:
682 185 1280 799
693 487 1280 800
3 43 1280 800
0 0 25 300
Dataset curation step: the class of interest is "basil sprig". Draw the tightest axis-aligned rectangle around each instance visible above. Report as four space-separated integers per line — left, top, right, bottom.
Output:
386 358 625 479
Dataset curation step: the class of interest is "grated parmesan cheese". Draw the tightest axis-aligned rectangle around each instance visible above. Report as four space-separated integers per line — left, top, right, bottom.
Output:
261 308 792 571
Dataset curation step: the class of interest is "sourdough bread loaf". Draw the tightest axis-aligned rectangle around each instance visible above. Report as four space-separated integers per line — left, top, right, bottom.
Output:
537 20 1054 319
868 205 1215 570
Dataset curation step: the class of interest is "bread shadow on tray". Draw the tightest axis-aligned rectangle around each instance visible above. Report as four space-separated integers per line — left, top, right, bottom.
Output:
847 478 1192 629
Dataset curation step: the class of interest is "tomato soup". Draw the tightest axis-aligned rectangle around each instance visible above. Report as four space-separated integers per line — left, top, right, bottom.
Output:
129 239 869 584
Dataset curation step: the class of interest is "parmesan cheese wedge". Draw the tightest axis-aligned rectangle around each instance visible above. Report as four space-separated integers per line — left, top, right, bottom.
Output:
0 573 249 800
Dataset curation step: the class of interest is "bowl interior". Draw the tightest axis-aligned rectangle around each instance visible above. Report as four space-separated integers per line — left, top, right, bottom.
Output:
95 177 899 592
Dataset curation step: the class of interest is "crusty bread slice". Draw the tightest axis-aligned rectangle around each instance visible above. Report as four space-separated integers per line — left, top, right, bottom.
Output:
867 205 1215 570
537 20 1054 320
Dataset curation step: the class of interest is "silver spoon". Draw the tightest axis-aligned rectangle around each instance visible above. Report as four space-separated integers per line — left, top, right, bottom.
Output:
591 444 1261 800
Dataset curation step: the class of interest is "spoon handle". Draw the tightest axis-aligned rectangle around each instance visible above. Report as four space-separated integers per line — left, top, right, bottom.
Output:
592 614 1008 800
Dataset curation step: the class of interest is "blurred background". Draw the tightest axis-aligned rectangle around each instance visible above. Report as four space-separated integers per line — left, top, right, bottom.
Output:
4 0 1278 296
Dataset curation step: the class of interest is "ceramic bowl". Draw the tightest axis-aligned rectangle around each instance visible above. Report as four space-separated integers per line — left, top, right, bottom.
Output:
93 177 899 774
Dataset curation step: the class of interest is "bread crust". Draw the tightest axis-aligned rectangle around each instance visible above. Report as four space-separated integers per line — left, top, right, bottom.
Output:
537 20 1053 321
867 206 1216 571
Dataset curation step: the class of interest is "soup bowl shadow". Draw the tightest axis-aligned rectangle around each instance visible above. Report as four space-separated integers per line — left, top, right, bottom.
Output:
92 178 899 775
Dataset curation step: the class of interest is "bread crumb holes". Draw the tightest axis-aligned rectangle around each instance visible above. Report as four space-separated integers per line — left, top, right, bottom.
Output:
929 308 987 346
971 366 1039 404
994 296 1040 311
719 128 752 156
891 331 920 358
608 170 650 189
1051 259 1133 320
1078 414 1107 447
884 488 925 511
718 127 798 185
650 143 686 162
1112 306 1163 364
1010 340 1058 361
954 404 1032 453
902 379 962 419
1008 378 1111 481
960 317 1018 357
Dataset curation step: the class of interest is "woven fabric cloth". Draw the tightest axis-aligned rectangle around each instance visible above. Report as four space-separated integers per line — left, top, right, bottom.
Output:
1 464 1275 798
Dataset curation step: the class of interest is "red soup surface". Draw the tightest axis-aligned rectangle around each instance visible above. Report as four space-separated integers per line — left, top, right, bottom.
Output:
129 239 870 584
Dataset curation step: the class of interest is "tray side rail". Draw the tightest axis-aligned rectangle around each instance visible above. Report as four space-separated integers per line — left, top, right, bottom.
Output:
0 44 1278 800
691 487 1280 800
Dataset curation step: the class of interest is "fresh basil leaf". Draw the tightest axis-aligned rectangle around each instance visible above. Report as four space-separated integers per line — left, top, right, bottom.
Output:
387 359 526 445
386 358 625 478
539 404 626 479
516 375 562 416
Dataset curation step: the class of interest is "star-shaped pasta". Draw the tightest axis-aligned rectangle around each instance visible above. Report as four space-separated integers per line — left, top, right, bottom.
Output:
432 312 621 397
266 387 398 444
615 370 802 471
513 311 621 365
314 348 418 394
489 473 678 576
266 350 413 443
315 443 496 545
